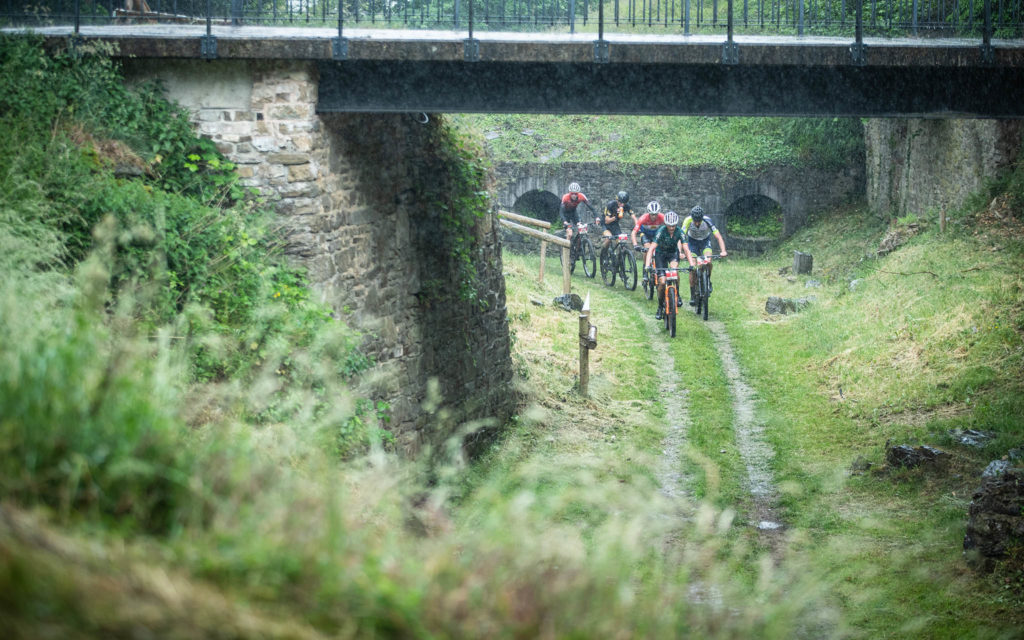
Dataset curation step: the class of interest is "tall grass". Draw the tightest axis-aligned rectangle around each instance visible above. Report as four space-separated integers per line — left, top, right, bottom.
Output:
453 114 864 170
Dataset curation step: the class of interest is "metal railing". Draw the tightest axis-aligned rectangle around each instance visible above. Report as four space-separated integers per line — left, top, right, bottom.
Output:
2 0 1021 38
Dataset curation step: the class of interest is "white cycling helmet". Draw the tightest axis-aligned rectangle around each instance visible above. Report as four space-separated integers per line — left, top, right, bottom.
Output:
568 182 581 193
664 211 680 226
647 201 661 214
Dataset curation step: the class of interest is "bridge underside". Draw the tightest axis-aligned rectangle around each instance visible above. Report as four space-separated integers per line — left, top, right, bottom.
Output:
318 60 1023 117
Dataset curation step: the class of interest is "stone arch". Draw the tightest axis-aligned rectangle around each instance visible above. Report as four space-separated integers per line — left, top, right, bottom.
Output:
723 193 784 256
512 189 561 224
502 188 561 254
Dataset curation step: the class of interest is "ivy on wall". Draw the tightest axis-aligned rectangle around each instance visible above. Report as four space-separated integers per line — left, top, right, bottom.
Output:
418 118 494 307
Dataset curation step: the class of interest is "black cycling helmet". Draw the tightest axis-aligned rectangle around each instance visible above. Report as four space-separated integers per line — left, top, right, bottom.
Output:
617 190 629 203
691 205 704 222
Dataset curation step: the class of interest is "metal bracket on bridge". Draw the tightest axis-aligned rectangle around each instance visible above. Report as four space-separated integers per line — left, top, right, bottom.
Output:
849 42 868 66
200 35 217 60
464 38 480 62
66 35 84 59
980 43 996 66
332 37 349 61
722 41 739 65
593 40 609 64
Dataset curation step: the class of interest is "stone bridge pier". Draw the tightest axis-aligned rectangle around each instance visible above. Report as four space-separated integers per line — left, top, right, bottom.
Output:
123 59 514 454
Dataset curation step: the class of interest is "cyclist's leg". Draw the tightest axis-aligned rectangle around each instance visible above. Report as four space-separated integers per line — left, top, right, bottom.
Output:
654 252 669 318
699 240 714 291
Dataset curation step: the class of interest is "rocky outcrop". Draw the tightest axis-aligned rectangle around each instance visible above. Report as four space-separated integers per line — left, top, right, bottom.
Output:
963 467 1024 570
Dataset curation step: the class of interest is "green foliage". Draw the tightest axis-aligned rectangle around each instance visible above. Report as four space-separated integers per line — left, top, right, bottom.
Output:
0 283 203 534
454 114 864 171
421 119 493 304
728 204 784 238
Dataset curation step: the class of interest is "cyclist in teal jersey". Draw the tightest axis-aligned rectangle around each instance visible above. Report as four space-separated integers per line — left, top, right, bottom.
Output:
645 211 686 320
681 205 728 305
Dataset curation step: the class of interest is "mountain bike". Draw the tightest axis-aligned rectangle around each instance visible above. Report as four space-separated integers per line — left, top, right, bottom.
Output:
655 267 681 338
558 222 596 278
638 246 656 301
599 233 638 290
690 255 723 321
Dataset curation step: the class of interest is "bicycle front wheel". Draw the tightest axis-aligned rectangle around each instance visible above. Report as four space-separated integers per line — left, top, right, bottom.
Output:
600 245 616 287
621 249 637 291
667 287 677 337
644 267 655 300
701 270 711 321
558 236 576 275
580 235 597 278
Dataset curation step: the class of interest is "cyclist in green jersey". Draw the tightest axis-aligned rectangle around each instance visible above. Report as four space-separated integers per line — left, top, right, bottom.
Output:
645 211 686 320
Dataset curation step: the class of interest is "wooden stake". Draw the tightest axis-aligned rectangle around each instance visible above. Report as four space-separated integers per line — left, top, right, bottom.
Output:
579 293 591 396
562 246 571 295
539 240 547 282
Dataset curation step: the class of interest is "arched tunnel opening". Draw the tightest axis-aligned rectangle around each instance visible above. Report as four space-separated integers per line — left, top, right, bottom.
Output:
724 194 783 239
502 189 561 254
513 189 561 224
724 194 784 256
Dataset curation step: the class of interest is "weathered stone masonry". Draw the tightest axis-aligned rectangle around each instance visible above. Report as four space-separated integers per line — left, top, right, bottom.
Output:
865 119 1023 218
123 59 514 454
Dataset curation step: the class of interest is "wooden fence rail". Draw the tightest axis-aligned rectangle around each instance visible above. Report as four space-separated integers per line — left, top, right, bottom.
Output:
497 209 571 295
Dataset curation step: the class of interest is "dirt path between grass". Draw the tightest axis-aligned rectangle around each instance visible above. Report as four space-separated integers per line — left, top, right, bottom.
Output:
706 319 786 559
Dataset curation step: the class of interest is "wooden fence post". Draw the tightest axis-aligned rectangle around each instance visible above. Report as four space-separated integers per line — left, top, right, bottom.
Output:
578 293 597 396
562 247 572 295
496 210 572 295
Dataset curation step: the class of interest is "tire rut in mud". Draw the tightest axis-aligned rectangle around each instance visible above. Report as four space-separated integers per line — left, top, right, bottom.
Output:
706 319 786 557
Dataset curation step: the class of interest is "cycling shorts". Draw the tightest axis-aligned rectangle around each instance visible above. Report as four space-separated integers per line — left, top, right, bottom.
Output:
640 227 658 243
654 249 680 269
687 236 713 257
601 221 623 236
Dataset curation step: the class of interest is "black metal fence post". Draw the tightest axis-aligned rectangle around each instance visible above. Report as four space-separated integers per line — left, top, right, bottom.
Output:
981 0 995 63
595 0 608 61
465 0 480 60
333 0 348 59
851 0 867 64
723 0 738 63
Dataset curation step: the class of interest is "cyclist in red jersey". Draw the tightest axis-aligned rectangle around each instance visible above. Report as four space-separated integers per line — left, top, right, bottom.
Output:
559 182 597 243
631 200 666 272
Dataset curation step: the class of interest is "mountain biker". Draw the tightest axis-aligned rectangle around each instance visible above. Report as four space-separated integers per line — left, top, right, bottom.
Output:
646 210 686 321
559 182 597 244
681 205 728 306
631 200 666 273
615 190 636 227
596 196 626 255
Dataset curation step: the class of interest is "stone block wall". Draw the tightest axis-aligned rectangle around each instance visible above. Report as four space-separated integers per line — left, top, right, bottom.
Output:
122 59 514 454
865 119 1024 219
494 160 863 251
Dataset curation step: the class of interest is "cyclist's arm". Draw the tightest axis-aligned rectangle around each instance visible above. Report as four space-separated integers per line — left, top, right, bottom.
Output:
682 236 695 265
714 229 728 256
582 199 597 215
558 202 570 225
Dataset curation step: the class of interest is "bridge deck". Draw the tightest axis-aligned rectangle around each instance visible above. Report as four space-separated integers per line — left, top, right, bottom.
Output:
14 24 1024 64
11 25 1024 116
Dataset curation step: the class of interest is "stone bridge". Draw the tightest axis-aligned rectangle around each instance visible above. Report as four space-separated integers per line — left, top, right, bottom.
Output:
494 161 864 254
120 58 515 453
